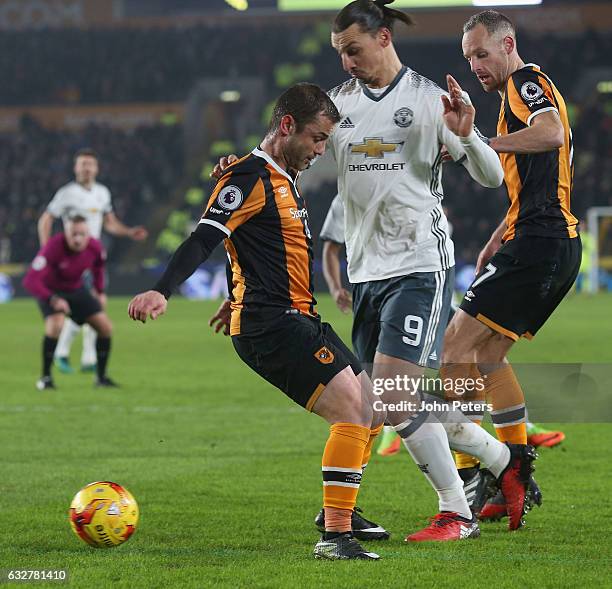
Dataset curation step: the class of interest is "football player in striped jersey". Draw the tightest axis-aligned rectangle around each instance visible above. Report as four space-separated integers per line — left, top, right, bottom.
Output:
443 9 580 521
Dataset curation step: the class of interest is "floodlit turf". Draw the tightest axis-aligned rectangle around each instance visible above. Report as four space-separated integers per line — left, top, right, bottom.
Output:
0 293 610 588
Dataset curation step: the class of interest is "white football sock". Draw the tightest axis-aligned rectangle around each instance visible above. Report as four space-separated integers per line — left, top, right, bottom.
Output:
81 323 98 366
441 416 510 478
54 319 81 359
394 417 471 519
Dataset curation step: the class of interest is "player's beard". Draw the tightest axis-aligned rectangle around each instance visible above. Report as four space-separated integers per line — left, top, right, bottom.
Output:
351 70 373 84
285 140 312 172
294 157 313 171
356 72 385 88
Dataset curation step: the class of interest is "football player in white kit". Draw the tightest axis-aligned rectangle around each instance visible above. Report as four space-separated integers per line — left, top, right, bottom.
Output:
214 0 538 541
320 192 550 511
37 148 148 374
319 0 539 540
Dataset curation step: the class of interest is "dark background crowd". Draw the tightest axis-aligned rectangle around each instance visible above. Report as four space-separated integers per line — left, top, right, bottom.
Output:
0 119 183 263
0 20 610 271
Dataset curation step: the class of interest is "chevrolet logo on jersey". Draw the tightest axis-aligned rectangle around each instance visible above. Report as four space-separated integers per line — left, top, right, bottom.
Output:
349 137 404 159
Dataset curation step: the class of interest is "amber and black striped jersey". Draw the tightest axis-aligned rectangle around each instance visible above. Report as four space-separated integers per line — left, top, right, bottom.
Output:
498 63 578 241
200 147 316 335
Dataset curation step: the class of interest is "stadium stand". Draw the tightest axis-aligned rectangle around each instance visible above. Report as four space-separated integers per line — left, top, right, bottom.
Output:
0 24 312 105
0 22 610 271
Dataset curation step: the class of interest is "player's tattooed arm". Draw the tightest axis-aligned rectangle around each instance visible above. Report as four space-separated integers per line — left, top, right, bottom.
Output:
441 74 475 138
441 75 503 187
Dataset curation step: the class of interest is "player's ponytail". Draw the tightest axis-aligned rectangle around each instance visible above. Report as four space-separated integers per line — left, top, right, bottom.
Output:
332 0 414 35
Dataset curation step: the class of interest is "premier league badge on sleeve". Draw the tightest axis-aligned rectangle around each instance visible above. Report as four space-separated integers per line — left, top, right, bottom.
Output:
520 81 544 102
217 185 243 211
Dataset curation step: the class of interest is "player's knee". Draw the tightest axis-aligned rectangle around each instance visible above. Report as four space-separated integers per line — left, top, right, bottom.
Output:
475 335 510 365
325 384 373 427
94 316 112 338
45 315 64 338
100 326 112 338
339 386 373 427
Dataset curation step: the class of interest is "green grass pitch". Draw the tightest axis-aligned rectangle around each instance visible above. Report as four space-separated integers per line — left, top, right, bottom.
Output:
1 293 610 588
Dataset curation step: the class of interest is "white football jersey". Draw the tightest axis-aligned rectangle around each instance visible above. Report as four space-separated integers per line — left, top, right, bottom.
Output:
319 194 345 244
328 66 472 283
47 181 113 238
321 193 454 244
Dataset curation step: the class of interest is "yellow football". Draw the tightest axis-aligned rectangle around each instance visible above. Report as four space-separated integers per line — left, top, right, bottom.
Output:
69 481 139 548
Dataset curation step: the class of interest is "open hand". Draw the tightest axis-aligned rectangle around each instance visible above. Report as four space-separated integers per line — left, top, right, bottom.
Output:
209 299 232 336
96 292 107 310
441 74 475 138
476 240 500 274
332 288 352 314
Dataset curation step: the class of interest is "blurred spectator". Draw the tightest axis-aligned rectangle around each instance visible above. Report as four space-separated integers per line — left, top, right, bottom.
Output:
0 118 183 263
0 24 311 106
0 25 610 108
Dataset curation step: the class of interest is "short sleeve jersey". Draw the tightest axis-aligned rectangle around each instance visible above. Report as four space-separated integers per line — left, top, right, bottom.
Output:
498 64 578 241
47 181 113 238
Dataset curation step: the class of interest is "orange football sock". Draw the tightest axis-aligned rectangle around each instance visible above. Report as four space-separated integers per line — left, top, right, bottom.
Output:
322 422 370 532
362 424 383 469
485 364 527 445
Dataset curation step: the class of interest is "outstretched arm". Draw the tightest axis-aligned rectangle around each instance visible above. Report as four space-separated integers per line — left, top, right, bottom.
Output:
104 212 148 241
128 223 225 323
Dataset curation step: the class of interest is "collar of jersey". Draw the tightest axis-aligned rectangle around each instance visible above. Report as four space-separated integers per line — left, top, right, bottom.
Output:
252 147 299 185
359 65 407 102
75 180 96 192
505 63 541 94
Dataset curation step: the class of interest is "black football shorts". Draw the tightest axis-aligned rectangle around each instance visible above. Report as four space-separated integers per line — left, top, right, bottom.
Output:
460 235 581 340
38 287 102 325
232 309 362 411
